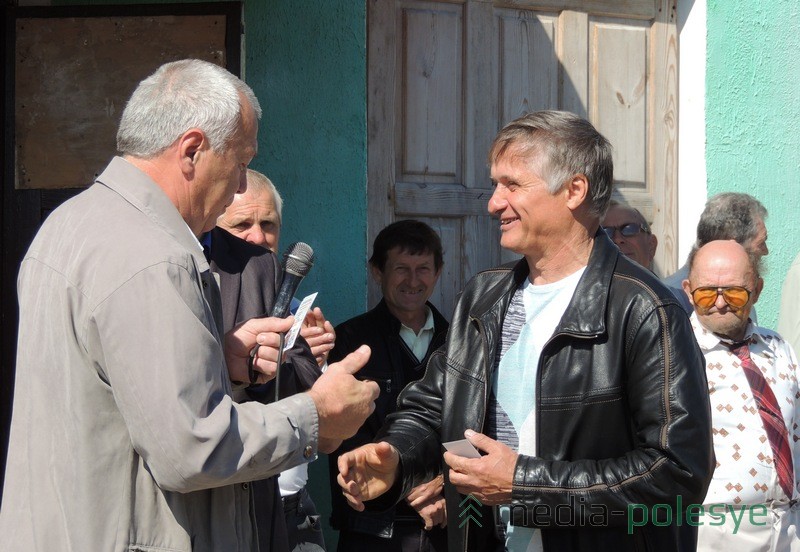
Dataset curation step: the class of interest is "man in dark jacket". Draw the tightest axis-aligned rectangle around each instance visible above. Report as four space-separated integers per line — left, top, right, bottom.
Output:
336 111 714 552
328 220 449 551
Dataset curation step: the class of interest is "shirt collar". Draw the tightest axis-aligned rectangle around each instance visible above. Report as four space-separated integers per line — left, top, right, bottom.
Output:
689 311 757 351
400 305 434 336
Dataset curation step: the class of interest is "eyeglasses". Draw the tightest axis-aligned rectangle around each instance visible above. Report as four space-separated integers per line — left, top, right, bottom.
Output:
690 286 751 310
602 223 650 239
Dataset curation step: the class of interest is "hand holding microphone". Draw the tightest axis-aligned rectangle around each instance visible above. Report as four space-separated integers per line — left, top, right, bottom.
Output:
225 243 315 385
248 242 315 386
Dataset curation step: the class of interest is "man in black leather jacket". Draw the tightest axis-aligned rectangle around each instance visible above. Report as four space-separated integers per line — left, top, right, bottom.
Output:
329 220 450 551
336 111 714 552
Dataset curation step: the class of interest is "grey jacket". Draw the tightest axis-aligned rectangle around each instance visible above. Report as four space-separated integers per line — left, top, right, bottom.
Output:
0 157 319 552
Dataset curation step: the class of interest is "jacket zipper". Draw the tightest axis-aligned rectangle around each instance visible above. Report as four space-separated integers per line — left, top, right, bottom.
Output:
462 316 493 552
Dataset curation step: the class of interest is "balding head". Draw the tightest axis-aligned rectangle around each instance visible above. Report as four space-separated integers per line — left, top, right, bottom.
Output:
683 240 763 341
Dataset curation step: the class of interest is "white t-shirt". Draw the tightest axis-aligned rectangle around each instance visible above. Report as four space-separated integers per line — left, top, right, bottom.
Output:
489 267 585 552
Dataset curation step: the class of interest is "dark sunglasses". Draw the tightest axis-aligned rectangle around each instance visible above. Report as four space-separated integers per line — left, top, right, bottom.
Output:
602 223 650 239
690 286 751 310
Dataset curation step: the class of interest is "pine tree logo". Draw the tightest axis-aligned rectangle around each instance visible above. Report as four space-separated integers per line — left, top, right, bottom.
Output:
458 494 483 528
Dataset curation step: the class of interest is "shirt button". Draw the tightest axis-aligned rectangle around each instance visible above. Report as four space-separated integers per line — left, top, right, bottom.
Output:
303 445 314 459
202 281 208 288
242 483 249 490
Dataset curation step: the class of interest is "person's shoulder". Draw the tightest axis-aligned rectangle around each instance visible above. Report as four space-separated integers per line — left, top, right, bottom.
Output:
463 259 520 292
753 325 796 355
335 305 382 333
610 254 686 310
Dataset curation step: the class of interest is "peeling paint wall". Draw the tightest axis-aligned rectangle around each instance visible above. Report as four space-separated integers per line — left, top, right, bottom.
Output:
706 0 800 328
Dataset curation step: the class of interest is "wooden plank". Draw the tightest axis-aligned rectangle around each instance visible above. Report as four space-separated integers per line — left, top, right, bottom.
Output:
496 0 656 19
395 181 495 216
590 17 648 187
649 0 679 276
400 3 462 182
367 0 398 308
558 10 588 117
497 8 559 123
464 0 496 190
463 214 502 279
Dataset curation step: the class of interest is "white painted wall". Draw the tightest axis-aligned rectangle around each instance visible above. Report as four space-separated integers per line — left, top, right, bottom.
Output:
676 0 707 266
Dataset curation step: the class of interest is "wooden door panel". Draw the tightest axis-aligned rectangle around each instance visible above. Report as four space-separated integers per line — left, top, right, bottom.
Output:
497 9 559 121
369 0 677 315
400 2 462 184
591 17 648 188
421 216 461 319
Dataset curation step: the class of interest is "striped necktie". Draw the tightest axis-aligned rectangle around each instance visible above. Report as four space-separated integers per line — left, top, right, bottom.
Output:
729 341 795 499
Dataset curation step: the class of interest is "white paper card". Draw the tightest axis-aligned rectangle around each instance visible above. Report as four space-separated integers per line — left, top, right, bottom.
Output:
442 438 481 458
284 292 318 350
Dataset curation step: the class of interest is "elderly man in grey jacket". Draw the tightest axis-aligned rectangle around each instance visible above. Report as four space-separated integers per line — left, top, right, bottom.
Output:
0 59 378 552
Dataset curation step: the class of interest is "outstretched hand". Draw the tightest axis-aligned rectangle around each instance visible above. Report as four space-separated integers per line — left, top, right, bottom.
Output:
338 441 400 512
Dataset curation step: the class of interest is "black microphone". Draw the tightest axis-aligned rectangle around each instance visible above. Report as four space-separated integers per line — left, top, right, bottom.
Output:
248 242 315 387
270 242 315 318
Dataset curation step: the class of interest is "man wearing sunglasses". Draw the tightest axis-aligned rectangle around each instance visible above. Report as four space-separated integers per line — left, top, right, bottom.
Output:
683 240 799 551
601 201 690 313
601 200 658 270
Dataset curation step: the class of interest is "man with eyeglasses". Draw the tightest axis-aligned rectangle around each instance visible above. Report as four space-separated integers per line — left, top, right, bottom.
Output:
683 240 799 551
601 200 693 312
601 200 658 270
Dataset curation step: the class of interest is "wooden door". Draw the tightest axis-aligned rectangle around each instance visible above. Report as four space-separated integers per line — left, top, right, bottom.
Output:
367 0 678 316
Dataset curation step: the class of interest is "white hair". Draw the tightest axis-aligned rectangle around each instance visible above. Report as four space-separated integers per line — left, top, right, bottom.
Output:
245 169 283 224
117 59 262 158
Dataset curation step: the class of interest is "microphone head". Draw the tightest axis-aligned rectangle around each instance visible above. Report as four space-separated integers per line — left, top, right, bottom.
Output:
283 242 315 277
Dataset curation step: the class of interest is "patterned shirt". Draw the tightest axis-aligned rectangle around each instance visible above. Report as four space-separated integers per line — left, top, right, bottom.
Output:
690 313 800 505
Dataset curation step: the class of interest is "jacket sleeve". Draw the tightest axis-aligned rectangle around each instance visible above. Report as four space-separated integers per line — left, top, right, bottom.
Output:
510 301 714 526
368 344 450 510
89 261 320 492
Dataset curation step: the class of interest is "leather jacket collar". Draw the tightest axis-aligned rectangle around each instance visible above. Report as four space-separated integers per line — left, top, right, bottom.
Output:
469 229 618 337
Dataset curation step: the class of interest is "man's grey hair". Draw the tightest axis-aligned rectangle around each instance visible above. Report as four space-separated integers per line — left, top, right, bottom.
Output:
245 169 283 224
488 110 614 218
117 59 262 158
696 193 767 247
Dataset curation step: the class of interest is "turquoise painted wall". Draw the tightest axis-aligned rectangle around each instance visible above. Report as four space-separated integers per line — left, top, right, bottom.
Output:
706 0 800 329
245 2 367 327
244 3 366 549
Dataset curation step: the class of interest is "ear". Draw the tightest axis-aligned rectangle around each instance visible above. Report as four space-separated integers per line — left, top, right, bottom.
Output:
751 277 764 304
177 129 206 177
564 174 589 211
370 263 383 285
682 279 694 306
648 234 658 258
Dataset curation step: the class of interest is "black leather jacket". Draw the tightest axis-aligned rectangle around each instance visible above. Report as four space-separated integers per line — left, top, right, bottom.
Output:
328 299 449 538
374 232 714 552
